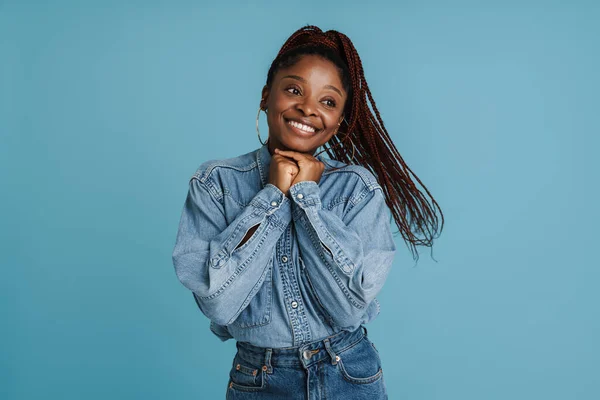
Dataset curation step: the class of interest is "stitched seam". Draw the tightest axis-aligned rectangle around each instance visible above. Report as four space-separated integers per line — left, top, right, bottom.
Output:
222 190 247 208
200 218 275 300
195 160 258 183
305 206 355 276
334 333 365 355
230 260 273 327
299 255 336 327
338 359 383 384
324 196 350 210
301 213 364 309
220 212 263 255
321 165 381 191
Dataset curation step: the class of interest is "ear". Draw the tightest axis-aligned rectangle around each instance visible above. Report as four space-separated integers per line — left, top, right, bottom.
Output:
260 85 270 110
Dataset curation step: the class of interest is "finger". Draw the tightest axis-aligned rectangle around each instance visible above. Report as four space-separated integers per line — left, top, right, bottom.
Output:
273 154 296 162
274 149 312 162
273 154 299 166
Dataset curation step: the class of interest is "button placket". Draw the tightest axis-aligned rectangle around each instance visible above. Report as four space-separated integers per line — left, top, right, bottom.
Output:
276 226 304 345
271 224 313 346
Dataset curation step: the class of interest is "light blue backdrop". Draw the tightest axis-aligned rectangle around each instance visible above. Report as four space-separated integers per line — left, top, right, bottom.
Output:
1 1 598 399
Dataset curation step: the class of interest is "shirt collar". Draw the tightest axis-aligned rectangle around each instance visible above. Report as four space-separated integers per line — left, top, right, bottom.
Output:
255 142 329 188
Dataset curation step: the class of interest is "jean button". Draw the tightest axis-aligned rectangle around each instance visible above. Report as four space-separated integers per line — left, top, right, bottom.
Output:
297 193 304 199
302 350 312 360
291 301 298 309
281 255 288 263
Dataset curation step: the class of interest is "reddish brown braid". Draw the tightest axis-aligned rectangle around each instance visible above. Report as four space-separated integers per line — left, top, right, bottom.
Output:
271 25 444 261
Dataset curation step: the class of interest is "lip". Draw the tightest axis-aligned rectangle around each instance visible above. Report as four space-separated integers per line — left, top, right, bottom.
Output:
284 118 321 137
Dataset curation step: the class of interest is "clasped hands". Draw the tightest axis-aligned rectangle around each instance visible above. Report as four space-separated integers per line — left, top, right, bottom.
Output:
268 148 325 197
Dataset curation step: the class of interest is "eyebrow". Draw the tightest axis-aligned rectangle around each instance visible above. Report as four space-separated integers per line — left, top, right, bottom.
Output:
281 74 344 97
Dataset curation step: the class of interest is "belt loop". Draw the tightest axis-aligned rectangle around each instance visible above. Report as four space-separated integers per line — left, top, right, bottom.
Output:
264 348 273 374
323 338 338 365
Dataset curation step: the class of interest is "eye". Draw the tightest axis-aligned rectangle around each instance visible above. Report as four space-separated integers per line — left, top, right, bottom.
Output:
285 86 301 96
322 99 336 108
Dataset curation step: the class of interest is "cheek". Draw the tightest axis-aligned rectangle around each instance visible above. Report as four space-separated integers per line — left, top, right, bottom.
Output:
325 112 343 128
269 92 294 112
266 112 278 129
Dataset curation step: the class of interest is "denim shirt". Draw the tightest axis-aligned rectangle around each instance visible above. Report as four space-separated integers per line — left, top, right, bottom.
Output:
172 143 397 348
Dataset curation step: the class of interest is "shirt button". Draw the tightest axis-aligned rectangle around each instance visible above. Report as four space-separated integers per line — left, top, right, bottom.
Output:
296 193 304 199
291 301 298 309
271 201 278 206
281 255 288 263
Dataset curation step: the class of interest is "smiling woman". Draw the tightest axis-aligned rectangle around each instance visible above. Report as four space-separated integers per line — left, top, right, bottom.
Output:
261 55 346 154
172 25 444 399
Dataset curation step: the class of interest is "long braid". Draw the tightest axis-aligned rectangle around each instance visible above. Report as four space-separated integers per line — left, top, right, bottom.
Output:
268 25 444 260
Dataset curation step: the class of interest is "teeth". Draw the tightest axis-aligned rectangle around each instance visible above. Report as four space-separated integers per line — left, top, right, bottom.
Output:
288 120 316 133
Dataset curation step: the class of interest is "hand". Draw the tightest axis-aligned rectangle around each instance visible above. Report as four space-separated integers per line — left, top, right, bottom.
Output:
268 153 299 196
273 148 325 186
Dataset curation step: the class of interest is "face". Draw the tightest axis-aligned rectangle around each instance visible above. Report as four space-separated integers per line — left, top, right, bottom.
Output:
261 54 347 155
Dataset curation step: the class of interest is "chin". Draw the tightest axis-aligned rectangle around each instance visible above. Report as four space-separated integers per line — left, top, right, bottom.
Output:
278 137 311 153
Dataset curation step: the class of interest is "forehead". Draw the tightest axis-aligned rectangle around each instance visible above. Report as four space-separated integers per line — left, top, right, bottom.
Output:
275 55 344 91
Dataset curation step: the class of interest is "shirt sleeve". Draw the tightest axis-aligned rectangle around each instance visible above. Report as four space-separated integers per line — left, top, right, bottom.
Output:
172 177 291 326
289 180 397 329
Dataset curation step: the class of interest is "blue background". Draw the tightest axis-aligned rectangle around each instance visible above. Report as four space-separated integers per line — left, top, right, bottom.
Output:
1 1 598 399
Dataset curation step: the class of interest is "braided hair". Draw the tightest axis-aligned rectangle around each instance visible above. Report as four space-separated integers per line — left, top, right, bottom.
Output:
265 25 444 261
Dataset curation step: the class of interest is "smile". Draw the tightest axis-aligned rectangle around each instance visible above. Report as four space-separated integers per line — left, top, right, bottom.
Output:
286 119 318 134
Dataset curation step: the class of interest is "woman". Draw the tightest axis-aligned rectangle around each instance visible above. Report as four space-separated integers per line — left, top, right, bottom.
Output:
172 25 444 399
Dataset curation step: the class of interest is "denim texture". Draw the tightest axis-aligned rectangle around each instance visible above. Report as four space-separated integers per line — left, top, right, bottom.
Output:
172 143 397 348
225 326 387 399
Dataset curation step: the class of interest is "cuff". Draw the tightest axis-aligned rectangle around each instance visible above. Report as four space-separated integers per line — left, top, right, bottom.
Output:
288 180 321 209
250 183 292 228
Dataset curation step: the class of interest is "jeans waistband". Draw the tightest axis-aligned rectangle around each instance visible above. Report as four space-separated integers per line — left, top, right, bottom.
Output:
235 326 368 371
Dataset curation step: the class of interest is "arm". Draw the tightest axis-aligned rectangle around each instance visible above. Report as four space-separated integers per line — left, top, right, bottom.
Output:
172 177 291 326
289 180 396 329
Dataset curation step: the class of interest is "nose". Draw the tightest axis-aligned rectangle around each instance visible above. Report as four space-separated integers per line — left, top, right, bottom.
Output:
296 97 318 117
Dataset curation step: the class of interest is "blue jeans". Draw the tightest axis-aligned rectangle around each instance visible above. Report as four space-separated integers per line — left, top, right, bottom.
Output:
226 325 387 399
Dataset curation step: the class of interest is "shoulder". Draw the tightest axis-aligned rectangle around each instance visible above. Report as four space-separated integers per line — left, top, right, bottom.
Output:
190 148 258 184
320 158 381 192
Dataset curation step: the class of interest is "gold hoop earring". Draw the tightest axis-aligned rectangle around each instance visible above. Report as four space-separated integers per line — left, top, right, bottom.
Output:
256 106 268 145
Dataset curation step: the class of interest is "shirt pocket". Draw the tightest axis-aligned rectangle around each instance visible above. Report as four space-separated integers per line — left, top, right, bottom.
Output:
230 262 273 328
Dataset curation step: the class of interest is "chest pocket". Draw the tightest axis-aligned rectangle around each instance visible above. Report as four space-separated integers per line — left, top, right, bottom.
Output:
230 262 273 328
